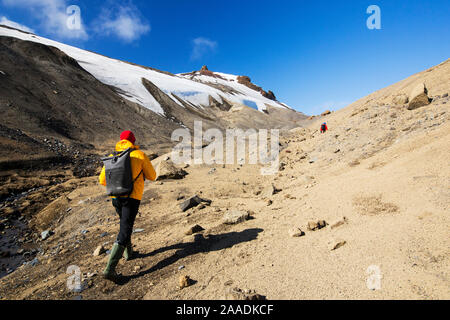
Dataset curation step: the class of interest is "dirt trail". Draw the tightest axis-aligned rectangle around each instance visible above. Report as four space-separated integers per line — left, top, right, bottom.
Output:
0 88 448 299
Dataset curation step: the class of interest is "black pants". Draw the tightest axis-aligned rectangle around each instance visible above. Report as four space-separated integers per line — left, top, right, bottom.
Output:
112 198 141 246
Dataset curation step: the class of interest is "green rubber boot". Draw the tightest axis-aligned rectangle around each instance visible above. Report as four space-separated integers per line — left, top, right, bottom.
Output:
123 241 134 261
103 243 125 280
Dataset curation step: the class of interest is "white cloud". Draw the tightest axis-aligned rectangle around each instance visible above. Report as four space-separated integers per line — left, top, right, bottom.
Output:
0 16 35 33
95 5 150 42
191 37 218 61
1 0 88 40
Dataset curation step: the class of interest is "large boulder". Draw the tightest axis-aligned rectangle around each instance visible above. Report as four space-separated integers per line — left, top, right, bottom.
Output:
407 83 431 110
156 159 187 180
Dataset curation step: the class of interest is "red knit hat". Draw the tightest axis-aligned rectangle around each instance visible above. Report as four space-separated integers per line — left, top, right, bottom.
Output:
120 130 136 144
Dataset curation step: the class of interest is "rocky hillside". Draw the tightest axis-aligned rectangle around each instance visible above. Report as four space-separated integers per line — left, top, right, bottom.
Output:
0 23 307 264
0 56 448 299
0 24 307 159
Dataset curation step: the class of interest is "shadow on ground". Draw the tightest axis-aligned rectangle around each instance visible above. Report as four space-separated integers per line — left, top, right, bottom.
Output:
117 228 264 285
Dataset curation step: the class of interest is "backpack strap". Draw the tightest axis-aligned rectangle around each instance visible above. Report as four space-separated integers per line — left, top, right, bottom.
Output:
124 169 143 199
133 170 143 183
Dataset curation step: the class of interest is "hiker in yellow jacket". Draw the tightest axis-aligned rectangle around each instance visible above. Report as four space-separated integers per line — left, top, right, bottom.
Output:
99 130 156 280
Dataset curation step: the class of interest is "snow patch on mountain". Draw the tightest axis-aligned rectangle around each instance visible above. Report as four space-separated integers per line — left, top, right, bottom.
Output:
0 25 292 115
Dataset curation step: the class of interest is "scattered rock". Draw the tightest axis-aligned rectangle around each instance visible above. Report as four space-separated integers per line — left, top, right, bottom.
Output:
93 245 106 256
26 257 39 267
330 217 348 229
41 230 53 240
262 184 282 198
133 228 145 234
179 275 193 289
288 228 305 237
185 224 205 235
225 287 266 300
307 220 327 231
208 168 216 174
442 93 448 98
407 83 431 110
329 240 347 251
321 110 331 116
223 210 251 225
180 195 212 212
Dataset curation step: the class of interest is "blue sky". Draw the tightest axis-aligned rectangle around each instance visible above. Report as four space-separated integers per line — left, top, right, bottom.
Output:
0 0 449 115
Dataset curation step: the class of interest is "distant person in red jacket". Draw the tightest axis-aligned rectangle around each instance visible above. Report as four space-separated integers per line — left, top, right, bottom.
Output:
320 122 328 133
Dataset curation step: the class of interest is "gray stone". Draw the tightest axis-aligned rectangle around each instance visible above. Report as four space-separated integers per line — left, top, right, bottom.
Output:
28 257 39 267
180 195 212 212
41 230 53 240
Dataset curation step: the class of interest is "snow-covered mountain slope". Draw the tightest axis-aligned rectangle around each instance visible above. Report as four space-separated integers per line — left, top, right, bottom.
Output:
0 25 292 115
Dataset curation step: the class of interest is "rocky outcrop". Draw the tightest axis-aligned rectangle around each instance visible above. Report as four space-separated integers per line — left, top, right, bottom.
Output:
261 90 276 101
237 76 277 101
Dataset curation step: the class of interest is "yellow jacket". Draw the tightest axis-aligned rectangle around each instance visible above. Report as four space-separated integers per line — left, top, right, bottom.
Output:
99 140 157 201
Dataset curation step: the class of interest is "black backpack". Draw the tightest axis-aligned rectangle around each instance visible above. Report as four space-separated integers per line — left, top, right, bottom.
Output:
101 148 142 197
